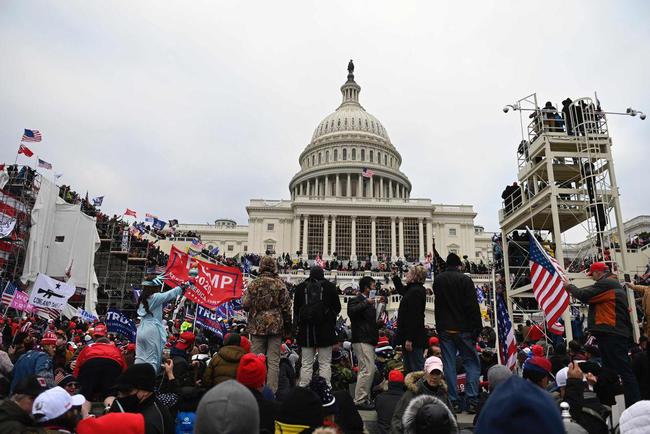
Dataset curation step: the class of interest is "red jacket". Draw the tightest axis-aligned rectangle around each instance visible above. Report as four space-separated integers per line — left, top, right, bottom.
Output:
74 342 126 377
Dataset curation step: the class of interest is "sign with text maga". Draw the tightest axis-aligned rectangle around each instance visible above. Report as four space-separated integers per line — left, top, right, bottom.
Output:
187 260 243 309
28 273 76 311
196 305 223 335
106 308 137 342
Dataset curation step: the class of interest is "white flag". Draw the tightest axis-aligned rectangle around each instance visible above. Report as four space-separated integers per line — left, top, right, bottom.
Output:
0 217 16 238
29 273 76 311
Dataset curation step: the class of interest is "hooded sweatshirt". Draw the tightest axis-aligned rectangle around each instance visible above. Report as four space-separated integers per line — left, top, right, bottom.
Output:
195 380 259 434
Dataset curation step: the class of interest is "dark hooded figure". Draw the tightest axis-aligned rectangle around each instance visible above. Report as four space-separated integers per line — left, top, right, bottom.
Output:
401 395 458 434
562 98 574 135
293 266 341 387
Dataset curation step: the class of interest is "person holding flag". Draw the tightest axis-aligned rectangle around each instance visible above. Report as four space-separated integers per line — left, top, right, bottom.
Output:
135 275 188 373
565 262 641 407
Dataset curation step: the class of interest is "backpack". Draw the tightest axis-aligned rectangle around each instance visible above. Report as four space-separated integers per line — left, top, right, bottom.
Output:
175 411 196 434
299 279 325 324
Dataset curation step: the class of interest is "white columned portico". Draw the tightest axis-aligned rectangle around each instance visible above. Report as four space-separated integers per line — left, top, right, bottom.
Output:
330 215 337 256
323 215 329 258
302 214 309 259
371 216 377 261
418 217 425 261
390 217 397 259
398 217 404 259
351 216 357 260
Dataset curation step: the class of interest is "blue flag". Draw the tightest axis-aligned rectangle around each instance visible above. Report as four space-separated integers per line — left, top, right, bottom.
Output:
106 308 137 342
152 218 166 231
196 305 223 335
243 258 251 274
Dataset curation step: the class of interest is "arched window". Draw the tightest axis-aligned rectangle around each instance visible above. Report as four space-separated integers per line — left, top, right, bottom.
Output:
360 149 365 161
377 152 381 165
334 149 338 161
384 154 387 165
352 148 356 160
370 150 374 162
343 148 347 160
312 155 315 166
318 153 321 164
325 150 329 162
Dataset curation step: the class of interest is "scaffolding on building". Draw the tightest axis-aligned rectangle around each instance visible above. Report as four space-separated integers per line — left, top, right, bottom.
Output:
0 165 41 288
499 93 641 342
94 218 152 314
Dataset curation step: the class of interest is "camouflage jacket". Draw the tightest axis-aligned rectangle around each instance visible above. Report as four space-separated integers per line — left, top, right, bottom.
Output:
242 272 292 336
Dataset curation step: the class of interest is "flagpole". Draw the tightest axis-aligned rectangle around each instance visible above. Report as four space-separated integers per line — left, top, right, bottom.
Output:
193 302 198 332
491 267 501 364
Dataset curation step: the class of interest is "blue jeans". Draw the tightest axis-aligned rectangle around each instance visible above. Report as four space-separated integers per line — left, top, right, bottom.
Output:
439 331 480 404
403 347 425 374
594 333 640 407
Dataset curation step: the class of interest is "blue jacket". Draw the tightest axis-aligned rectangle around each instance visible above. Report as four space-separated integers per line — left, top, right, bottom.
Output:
10 350 53 393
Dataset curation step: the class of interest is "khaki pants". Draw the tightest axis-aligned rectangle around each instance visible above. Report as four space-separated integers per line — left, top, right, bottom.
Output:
251 335 281 393
299 346 332 387
352 342 376 404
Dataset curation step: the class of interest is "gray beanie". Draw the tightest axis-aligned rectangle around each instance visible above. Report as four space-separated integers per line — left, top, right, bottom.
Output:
487 365 512 391
195 380 259 434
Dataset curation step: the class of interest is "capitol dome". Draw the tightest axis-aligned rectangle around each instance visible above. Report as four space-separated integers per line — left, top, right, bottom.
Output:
290 61 411 200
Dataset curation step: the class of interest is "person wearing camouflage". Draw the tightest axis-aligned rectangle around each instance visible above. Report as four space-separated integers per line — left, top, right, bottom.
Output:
242 256 292 394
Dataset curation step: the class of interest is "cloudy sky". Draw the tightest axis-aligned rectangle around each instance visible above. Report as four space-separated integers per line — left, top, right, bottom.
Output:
1 1 648 242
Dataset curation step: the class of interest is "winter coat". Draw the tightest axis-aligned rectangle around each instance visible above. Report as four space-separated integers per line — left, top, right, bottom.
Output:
433 269 482 334
292 277 341 348
390 371 451 434
203 345 247 388
347 294 378 345
0 399 42 434
243 271 292 337
567 276 632 338
376 381 405 434
401 394 458 434
564 378 609 434
73 342 127 377
112 393 173 434
276 358 296 402
393 278 426 348
251 388 281 434
10 350 53 393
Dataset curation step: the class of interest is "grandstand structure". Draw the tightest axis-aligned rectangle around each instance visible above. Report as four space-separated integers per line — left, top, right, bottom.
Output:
499 93 641 342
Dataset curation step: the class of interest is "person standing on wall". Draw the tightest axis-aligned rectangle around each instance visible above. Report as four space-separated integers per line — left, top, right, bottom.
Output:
347 276 379 410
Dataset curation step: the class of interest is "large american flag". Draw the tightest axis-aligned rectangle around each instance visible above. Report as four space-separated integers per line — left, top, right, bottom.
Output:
496 292 517 370
21 129 42 142
528 229 569 334
1 282 17 305
362 167 375 178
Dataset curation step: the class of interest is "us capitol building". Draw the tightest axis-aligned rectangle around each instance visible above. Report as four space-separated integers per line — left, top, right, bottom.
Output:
170 62 493 263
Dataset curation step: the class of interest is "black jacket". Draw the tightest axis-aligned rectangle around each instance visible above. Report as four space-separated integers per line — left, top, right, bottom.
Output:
564 378 609 434
375 382 405 434
293 277 341 347
393 277 427 348
251 388 280 434
0 399 42 434
347 293 378 345
112 394 174 434
276 358 296 402
433 269 482 334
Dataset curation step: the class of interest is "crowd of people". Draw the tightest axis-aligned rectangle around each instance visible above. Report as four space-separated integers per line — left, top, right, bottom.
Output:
0 252 647 433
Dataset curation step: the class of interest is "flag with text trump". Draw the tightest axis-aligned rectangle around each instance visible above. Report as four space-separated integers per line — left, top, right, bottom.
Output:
527 229 569 334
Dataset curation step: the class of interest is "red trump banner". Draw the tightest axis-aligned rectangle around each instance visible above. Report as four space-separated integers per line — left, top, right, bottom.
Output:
163 245 243 309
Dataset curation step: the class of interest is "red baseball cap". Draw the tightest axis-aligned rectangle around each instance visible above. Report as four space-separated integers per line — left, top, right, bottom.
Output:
388 369 404 383
428 336 440 347
587 262 608 276
175 332 196 351
93 324 107 337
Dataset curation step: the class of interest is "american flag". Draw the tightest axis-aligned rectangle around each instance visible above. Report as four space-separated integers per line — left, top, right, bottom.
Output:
1 282 17 305
35 307 60 320
528 229 568 334
21 129 42 142
124 208 137 217
37 158 52 169
362 167 375 178
496 292 517 370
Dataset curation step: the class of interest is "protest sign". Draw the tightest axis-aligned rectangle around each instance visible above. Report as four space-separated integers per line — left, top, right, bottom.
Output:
77 308 98 323
106 308 137 342
28 273 76 311
10 290 34 312
196 305 223 334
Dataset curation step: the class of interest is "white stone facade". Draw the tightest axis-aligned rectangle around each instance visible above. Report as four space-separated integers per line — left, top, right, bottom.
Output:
173 64 490 262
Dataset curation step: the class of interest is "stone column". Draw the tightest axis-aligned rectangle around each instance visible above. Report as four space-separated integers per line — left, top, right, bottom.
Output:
323 215 329 258
315 177 320 197
335 175 340 197
369 176 374 198
357 174 362 197
371 216 377 261
347 174 351 197
293 215 301 255
351 216 357 260
324 175 329 196
330 215 337 256
388 179 393 198
302 214 309 259
418 218 425 261
379 177 384 198
398 217 404 259
390 217 397 259
426 218 434 257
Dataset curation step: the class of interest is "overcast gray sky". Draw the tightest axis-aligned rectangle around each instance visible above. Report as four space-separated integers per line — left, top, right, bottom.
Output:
1 1 648 242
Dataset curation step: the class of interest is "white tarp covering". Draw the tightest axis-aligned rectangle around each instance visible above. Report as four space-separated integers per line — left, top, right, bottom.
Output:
22 178 100 314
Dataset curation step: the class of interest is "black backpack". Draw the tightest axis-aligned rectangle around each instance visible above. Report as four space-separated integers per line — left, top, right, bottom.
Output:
299 279 326 324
